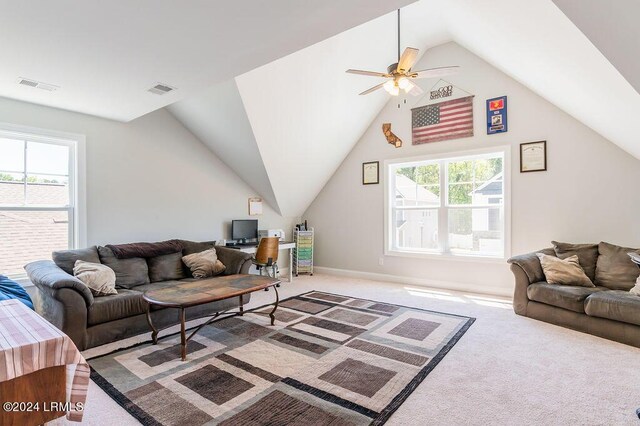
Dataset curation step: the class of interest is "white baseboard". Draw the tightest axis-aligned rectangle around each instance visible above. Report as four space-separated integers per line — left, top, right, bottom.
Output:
313 266 512 298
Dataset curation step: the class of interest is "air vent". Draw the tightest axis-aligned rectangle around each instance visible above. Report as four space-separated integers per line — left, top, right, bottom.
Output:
148 83 175 95
17 78 59 91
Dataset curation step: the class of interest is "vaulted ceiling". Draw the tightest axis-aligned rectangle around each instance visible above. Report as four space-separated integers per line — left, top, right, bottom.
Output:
168 2 451 216
169 0 640 217
2 0 639 217
553 0 640 95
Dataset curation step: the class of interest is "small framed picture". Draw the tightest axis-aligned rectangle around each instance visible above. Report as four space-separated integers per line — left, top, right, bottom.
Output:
520 141 547 172
248 197 263 215
362 161 379 185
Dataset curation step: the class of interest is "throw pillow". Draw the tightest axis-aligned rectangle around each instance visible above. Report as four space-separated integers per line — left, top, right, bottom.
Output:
182 248 226 279
147 252 186 282
97 246 150 289
595 242 640 290
551 241 599 283
536 253 595 287
630 277 640 296
52 246 101 275
73 260 117 296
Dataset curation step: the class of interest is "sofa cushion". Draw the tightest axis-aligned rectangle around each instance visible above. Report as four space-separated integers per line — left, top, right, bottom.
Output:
552 241 599 282
179 240 216 256
87 289 147 325
536 253 595 287
584 290 640 326
97 246 150 289
147 252 186 282
527 282 606 313
595 242 640 290
52 246 100 275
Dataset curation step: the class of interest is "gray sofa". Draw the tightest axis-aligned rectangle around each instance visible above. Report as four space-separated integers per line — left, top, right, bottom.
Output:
508 242 640 348
25 240 253 350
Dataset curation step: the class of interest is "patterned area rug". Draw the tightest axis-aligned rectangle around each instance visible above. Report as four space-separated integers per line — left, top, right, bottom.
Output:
89 291 475 425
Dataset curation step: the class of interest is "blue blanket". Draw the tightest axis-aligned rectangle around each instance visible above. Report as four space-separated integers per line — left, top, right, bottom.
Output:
0 275 34 309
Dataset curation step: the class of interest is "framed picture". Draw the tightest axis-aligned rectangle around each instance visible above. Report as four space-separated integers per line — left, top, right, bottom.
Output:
362 161 379 185
520 141 547 172
486 96 507 134
248 197 263 215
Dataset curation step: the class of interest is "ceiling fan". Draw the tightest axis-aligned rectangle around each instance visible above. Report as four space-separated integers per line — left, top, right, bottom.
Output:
346 9 460 96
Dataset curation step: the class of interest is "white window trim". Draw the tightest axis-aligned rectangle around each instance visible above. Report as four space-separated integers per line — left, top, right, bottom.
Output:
383 145 511 263
0 122 86 281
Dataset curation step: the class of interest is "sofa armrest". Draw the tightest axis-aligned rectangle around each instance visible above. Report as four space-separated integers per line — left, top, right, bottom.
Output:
506 248 555 284
25 260 94 307
510 263 531 315
214 246 253 275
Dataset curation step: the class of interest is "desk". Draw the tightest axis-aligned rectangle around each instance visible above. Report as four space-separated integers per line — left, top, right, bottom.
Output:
227 242 296 282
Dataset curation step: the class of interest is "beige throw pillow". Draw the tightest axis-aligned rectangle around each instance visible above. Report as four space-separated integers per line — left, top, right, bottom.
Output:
630 276 640 296
536 253 595 287
73 260 117 296
182 248 226 279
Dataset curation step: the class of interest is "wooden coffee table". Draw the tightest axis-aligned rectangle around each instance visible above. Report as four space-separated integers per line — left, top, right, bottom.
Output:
143 274 280 360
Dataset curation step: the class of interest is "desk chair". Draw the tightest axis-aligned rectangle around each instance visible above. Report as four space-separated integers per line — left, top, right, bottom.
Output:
253 237 280 291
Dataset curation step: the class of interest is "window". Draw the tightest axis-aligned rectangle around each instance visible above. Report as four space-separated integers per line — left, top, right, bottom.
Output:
385 148 509 259
0 125 83 279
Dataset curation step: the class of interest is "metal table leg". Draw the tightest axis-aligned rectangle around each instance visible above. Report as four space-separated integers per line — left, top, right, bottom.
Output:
289 247 293 282
180 308 186 361
146 304 158 345
269 285 279 326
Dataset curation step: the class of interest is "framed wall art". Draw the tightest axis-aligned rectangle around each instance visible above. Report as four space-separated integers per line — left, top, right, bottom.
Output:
362 161 379 185
487 96 508 134
248 197 263 215
520 141 547 172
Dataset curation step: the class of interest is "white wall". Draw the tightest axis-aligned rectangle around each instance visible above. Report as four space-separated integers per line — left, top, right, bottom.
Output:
304 42 640 296
0 96 297 252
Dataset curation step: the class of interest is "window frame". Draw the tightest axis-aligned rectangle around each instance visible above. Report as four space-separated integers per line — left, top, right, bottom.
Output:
384 146 511 262
0 122 86 280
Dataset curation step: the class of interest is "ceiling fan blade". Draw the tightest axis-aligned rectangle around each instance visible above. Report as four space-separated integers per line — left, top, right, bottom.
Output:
397 47 419 73
346 69 390 77
411 66 460 79
359 82 386 95
408 82 423 96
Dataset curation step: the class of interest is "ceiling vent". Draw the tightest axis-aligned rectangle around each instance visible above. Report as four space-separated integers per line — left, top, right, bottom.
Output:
148 83 175 95
17 78 59 91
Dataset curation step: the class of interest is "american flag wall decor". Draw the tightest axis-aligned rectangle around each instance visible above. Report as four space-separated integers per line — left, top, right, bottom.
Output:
411 96 474 144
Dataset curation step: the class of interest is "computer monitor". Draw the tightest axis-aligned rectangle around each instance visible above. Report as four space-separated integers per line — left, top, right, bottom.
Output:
231 219 258 244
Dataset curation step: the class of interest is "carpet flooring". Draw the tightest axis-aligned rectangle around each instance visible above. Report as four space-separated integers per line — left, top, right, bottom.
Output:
49 274 640 425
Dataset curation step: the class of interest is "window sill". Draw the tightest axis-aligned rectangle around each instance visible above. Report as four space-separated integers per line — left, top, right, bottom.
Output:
385 249 507 264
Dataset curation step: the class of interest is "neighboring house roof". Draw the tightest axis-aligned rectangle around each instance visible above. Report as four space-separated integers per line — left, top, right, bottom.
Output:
472 172 503 196
0 181 68 277
0 180 69 205
395 174 440 204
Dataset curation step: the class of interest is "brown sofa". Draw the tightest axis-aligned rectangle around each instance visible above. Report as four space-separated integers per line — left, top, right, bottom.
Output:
25 240 253 350
508 242 640 348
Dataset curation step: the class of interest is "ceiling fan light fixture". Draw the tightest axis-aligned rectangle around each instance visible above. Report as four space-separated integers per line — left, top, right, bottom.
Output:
384 80 400 96
397 77 411 91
